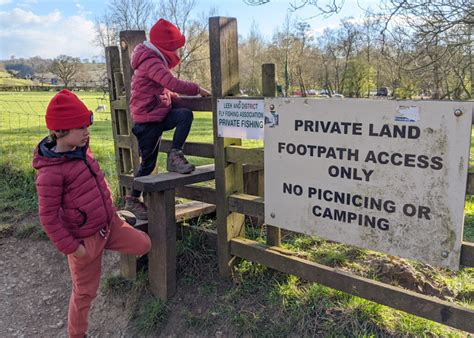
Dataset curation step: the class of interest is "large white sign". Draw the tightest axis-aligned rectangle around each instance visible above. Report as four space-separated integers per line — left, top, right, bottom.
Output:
264 98 472 270
217 99 264 139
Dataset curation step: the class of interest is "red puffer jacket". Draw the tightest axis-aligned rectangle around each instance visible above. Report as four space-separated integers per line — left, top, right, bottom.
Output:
32 137 116 255
130 42 200 124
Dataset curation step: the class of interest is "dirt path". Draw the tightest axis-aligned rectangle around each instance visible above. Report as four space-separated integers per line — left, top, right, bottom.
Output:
0 235 132 337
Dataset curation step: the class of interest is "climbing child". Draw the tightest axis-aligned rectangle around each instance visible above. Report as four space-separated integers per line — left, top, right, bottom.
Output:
124 18 211 220
33 89 151 338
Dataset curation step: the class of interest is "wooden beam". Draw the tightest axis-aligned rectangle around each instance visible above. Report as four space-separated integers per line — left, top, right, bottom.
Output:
229 193 264 218
261 63 280 246
210 16 245 277
175 185 216 205
119 30 145 172
173 96 213 111
134 164 215 192
230 237 474 333
467 172 474 195
461 241 474 267
226 146 264 167
175 201 216 222
146 190 177 300
160 140 214 158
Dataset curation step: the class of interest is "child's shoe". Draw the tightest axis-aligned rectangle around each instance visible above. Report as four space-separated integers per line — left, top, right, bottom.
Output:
124 196 148 220
167 149 195 174
116 209 137 226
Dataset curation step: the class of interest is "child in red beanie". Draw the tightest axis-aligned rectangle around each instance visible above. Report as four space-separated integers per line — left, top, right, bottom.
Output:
32 89 151 338
124 18 211 220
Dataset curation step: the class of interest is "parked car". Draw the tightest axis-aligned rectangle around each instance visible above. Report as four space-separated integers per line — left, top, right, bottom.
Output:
376 87 390 96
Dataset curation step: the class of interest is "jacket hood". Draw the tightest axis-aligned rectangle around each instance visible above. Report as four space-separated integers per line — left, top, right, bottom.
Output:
131 43 166 70
32 136 87 170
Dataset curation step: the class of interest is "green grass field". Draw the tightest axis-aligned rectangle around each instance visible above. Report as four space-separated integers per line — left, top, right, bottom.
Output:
0 91 473 335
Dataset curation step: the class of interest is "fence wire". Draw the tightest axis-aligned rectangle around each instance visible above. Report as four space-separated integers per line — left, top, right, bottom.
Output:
0 92 119 194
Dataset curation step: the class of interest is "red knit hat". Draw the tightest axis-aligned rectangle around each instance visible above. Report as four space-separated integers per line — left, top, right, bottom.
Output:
45 89 93 130
149 18 185 51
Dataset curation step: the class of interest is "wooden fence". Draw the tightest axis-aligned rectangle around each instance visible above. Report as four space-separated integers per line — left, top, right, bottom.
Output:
106 16 474 333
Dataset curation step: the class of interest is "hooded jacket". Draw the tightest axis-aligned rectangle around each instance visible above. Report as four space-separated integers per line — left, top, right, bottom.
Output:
129 42 200 124
32 137 115 255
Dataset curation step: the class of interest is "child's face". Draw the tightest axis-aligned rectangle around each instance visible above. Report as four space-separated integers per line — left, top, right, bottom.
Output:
57 127 89 150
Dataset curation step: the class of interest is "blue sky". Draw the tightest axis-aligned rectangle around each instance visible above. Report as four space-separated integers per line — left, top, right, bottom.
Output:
0 0 374 60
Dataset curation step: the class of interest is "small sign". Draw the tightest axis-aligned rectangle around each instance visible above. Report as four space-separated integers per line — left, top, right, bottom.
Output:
217 99 264 139
264 98 472 270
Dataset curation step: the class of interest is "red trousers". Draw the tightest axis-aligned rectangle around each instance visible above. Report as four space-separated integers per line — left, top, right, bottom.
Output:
66 214 151 338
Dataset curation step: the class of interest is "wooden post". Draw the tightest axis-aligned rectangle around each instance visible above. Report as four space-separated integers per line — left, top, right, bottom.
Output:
146 190 177 300
209 17 245 277
262 63 281 247
119 30 145 172
106 46 137 278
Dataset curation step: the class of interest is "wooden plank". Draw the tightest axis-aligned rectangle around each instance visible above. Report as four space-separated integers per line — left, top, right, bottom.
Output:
175 201 216 222
160 140 214 158
173 96 213 111
461 241 474 267
119 30 146 104
230 237 474 333
175 185 216 205
119 173 134 188
134 164 215 192
120 253 138 279
262 63 276 97
105 46 121 101
467 172 474 195
261 64 280 245
119 30 144 172
110 97 127 111
146 190 177 300
116 135 133 148
226 146 264 167
105 46 127 197
229 193 264 218
113 71 125 98
210 16 245 277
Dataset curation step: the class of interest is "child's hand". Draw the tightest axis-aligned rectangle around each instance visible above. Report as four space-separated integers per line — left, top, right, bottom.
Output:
199 87 211 97
73 244 86 258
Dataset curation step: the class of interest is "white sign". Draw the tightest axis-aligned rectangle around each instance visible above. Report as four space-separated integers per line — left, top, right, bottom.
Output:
217 99 264 139
264 98 472 270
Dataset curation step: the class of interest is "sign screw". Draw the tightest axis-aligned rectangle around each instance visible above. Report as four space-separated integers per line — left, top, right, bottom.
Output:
441 251 449 258
454 109 463 117
270 212 275 218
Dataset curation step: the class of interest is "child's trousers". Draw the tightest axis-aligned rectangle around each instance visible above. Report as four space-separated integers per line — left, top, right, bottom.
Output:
66 213 151 338
130 107 193 198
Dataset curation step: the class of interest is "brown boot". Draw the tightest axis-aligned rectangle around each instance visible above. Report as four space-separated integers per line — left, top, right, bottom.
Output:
124 196 148 221
167 149 195 174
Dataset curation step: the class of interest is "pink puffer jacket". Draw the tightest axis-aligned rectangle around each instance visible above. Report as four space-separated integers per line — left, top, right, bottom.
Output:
130 43 200 123
32 138 116 255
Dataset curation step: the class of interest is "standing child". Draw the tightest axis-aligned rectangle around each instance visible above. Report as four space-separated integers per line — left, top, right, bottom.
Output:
124 18 211 220
32 89 151 338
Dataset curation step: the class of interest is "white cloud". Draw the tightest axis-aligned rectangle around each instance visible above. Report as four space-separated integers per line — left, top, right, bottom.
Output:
0 0 12 5
0 7 101 59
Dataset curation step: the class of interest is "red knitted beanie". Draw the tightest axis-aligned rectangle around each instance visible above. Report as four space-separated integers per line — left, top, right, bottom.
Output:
149 18 185 51
46 89 93 130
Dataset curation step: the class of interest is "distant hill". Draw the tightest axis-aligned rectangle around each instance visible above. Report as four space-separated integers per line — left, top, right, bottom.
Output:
0 61 106 88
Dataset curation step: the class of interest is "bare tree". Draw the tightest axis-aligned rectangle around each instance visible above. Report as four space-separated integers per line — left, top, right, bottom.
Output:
156 0 213 80
243 0 344 16
94 11 119 49
50 55 81 89
108 0 155 31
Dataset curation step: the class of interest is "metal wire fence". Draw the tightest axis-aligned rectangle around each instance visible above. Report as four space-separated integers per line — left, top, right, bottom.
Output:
0 91 119 195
